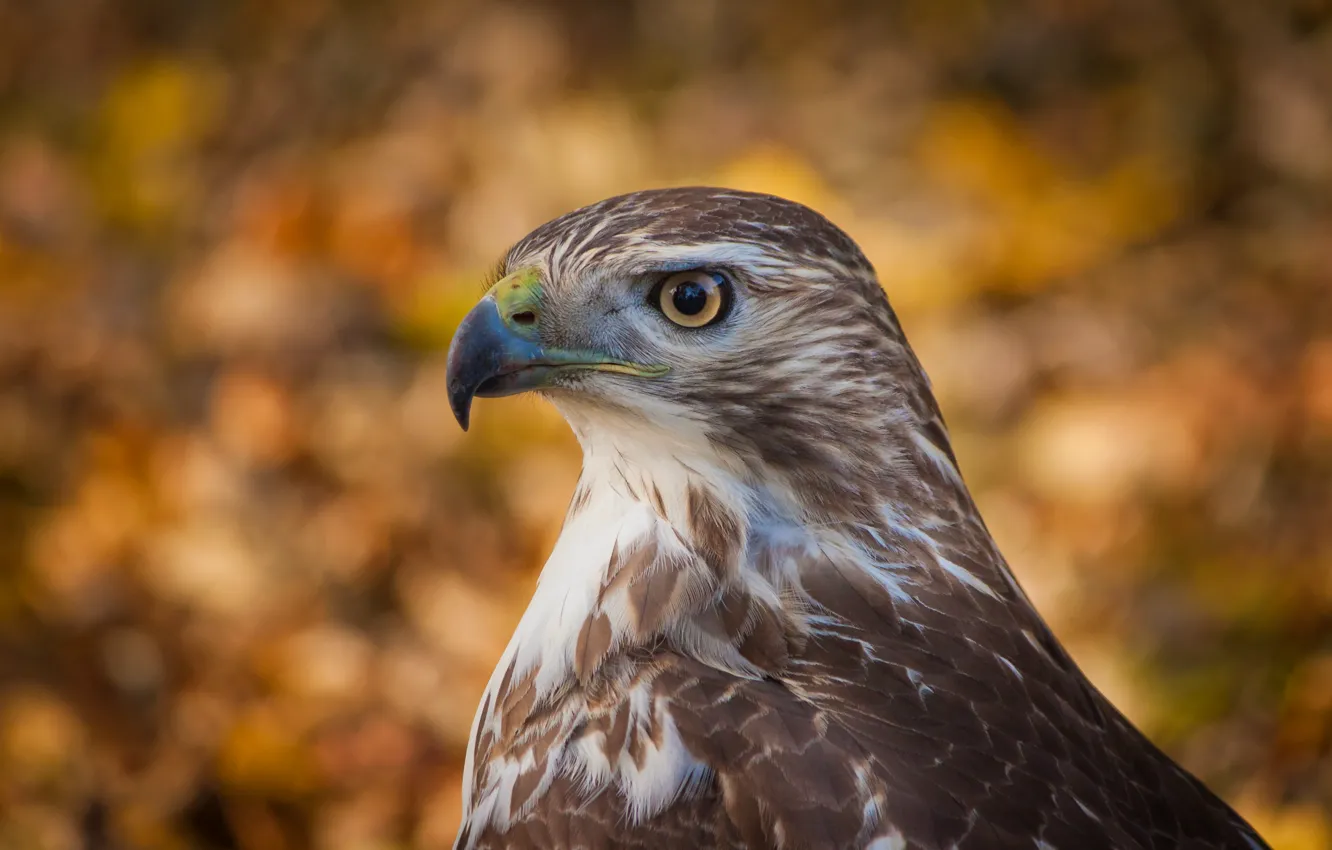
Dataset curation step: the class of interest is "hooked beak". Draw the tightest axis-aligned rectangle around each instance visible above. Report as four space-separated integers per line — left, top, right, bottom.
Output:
445 268 668 430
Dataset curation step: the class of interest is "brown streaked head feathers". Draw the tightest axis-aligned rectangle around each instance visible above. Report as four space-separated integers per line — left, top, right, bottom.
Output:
484 188 947 517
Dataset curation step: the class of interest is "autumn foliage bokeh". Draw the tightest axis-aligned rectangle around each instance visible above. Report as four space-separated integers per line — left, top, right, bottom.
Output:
1 1 1331 848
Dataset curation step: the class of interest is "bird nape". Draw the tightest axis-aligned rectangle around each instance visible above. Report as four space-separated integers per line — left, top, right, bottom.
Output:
444 187 1269 850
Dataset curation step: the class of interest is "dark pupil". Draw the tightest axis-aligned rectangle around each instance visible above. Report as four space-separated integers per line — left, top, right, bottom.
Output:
671 281 710 316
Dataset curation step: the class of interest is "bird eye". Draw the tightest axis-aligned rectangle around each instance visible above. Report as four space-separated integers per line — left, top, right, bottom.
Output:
653 271 730 328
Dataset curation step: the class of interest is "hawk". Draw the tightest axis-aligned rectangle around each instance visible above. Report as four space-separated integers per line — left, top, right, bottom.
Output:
444 187 1269 849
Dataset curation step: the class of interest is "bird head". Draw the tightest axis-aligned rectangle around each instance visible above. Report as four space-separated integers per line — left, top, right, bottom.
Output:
447 187 952 517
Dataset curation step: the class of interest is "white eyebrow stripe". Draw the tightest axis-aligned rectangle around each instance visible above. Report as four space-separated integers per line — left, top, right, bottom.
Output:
621 241 795 274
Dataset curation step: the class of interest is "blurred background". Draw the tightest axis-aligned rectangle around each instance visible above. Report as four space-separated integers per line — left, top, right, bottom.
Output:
1 0 1330 847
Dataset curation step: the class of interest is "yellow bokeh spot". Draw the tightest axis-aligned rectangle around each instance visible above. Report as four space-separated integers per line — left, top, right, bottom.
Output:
95 59 225 230
918 98 1182 290
713 144 837 213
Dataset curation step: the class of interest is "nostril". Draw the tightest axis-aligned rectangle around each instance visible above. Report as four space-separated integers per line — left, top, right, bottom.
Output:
511 311 537 326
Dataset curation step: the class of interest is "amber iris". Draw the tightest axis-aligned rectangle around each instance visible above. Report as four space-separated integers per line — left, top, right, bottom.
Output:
655 270 729 328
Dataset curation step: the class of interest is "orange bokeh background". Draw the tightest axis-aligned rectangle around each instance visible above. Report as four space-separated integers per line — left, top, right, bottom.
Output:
1 2 1330 847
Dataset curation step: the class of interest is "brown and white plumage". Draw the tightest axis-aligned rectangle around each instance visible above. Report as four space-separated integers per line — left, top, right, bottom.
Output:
444 187 1269 849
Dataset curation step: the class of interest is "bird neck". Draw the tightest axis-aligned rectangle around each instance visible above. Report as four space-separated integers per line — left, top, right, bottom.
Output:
487 409 1026 707
487 436 751 699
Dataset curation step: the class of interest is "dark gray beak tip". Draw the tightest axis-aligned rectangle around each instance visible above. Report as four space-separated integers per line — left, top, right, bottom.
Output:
448 378 473 432
446 296 525 433
446 309 489 432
